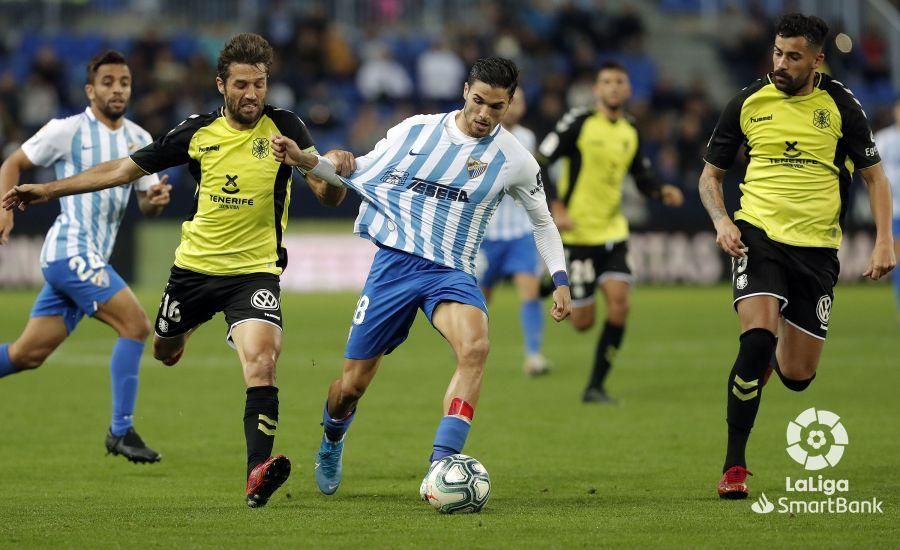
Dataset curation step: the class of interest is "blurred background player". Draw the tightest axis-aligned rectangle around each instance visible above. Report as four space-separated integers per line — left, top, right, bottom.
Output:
0 50 170 463
2 33 347 508
700 13 895 499
873 96 900 319
538 61 683 404
477 88 549 377
275 57 573 499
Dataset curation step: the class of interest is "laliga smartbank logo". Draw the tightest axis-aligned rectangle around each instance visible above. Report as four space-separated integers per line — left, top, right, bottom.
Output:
751 408 883 515
786 407 847 470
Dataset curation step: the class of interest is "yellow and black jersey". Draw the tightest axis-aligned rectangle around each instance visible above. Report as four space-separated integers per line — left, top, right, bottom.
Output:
131 105 317 276
538 108 661 246
705 72 881 249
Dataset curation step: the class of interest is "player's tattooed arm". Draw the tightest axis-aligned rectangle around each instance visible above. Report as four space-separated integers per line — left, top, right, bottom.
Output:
699 162 745 258
1 157 144 211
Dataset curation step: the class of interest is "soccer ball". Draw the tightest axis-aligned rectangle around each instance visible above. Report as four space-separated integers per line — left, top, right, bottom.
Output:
421 454 491 514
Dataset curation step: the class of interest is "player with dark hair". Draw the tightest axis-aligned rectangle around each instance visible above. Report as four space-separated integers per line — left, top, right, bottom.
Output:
700 13 895 499
3 33 349 508
478 88 551 377
0 50 171 463
538 60 683 403
273 57 572 501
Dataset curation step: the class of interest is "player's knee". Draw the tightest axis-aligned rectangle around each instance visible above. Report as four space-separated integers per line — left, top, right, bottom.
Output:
121 313 151 341
243 351 277 385
11 345 52 370
571 315 594 332
457 336 490 367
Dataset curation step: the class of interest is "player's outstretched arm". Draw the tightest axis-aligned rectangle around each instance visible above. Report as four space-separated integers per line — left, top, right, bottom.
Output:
305 150 352 207
136 175 173 217
1 157 144 212
699 162 745 258
0 149 36 244
859 164 896 280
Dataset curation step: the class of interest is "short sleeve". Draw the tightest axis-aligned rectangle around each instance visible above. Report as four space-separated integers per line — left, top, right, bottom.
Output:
130 117 199 174
704 93 747 171
536 109 587 165
829 83 881 170
21 119 75 167
270 108 317 154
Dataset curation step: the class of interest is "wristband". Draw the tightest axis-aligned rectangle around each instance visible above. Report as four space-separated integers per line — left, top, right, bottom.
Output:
551 270 569 288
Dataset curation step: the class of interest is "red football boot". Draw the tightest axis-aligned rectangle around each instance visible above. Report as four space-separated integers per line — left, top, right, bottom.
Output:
246 455 291 508
718 465 752 499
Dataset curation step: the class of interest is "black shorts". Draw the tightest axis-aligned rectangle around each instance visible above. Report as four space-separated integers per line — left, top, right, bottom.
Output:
154 266 283 346
564 241 633 306
732 220 839 340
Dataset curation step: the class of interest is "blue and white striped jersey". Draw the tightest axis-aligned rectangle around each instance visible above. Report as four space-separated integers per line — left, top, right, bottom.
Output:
345 111 546 275
483 124 537 242
21 107 158 265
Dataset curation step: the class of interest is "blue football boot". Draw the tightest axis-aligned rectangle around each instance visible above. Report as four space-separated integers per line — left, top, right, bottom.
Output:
315 435 344 495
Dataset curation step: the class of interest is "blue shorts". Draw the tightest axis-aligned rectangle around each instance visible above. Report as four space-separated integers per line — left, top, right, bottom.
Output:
477 235 541 288
31 255 127 334
345 246 488 360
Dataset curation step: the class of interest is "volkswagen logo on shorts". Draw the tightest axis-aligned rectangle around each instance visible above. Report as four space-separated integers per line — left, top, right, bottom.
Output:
251 289 279 310
816 295 832 325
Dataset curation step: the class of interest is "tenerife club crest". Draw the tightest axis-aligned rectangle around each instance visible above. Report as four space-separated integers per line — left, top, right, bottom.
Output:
812 109 832 129
466 157 487 179
251 137 270 159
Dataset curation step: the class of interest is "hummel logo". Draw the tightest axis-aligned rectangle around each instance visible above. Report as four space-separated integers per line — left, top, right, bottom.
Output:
408 150 426 156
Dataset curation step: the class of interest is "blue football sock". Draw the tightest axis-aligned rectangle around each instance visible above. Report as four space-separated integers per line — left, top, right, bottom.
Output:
430 416 471 462
0 343 16 378
322 401 355 442
109 337 144 436
521 299 544 356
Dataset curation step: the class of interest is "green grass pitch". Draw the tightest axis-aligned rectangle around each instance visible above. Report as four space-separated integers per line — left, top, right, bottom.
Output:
0 284 897 548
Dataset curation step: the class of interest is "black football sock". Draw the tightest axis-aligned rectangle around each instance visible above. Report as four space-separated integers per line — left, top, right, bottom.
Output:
244 386 279 476
724 328 776 471
586 322 625 390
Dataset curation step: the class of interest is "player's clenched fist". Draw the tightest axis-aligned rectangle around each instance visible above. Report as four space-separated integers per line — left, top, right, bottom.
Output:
551 285 572 322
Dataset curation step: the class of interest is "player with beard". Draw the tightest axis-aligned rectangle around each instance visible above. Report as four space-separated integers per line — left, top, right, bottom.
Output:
0 50 171 463
537 61 683 404
701 13 895 499
3 34 350 508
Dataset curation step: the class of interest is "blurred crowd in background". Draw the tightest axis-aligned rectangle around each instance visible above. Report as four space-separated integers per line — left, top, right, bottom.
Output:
0 0 897 225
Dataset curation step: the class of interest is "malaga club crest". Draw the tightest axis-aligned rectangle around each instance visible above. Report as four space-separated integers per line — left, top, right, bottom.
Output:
466 157 487 179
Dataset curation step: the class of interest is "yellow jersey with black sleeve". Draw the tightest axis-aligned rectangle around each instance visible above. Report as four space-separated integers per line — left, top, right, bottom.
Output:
538 108 661 246
130 105 317 276
704 73 881 249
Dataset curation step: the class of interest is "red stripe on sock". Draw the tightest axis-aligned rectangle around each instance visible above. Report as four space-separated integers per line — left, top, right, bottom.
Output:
447 398 474 421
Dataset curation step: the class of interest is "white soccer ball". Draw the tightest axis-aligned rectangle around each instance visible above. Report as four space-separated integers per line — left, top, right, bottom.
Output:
422 454 491 514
